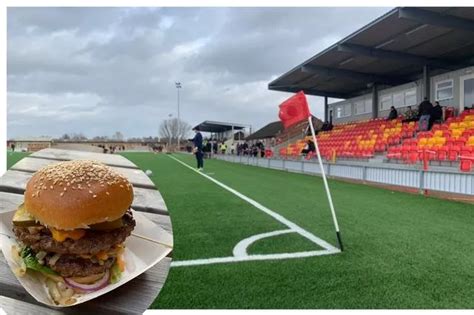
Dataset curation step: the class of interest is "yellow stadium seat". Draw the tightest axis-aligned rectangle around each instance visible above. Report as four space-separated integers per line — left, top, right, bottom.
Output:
451 129 463 138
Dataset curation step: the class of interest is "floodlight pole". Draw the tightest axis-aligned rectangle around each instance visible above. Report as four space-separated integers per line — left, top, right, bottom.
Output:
168 113 173 152
307 116 344 251
176 82 182 151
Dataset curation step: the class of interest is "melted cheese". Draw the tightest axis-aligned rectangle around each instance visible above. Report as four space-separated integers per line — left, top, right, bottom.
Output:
50 228 86 242
96 251 109 260
117 252 125 272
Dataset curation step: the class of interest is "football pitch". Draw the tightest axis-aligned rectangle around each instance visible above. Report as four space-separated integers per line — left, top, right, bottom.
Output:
7 152 474 308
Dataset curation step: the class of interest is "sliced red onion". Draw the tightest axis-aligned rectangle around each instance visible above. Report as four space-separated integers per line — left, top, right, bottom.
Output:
65 269 110 292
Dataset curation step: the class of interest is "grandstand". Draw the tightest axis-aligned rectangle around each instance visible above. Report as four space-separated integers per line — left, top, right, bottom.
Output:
237 7 474 199
279 117 413 160
279 109 474 173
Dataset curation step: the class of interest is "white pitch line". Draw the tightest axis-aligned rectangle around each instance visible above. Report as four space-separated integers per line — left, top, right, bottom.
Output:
171 249 339 267
232 229 294 257
169 155 339 252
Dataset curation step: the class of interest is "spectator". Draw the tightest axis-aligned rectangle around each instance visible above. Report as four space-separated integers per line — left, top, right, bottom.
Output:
220 142 227 154
242 142 249 155
190 127 204 171
387 106 398 120
251 144 258 157
237 143 242 155
418 97 433 131
205 141 212 155
321 121 330 131
212 141 218 154
256 141 265 158
402 106 418 122
430 101 443 129
10 142 15 152
326 121 334 131
230 143 236 155
301 139 316 155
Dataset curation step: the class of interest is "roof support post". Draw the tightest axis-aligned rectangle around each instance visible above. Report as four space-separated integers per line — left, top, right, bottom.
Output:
372 84 378 119
423 65 430 100
324 96 329 122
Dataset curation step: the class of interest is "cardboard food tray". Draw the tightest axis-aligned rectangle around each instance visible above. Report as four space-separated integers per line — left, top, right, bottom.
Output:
0 209 173 307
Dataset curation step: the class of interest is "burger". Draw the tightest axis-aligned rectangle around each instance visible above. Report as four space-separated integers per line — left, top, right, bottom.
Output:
11 160 135 304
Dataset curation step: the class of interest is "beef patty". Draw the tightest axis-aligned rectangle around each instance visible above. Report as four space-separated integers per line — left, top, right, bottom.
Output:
45 255 115 278
13 210 135 255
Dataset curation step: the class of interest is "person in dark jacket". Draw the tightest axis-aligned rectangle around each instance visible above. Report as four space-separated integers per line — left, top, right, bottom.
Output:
191 127 204 171
430 101 443 129
212 141 218 154
301 139 316 155
387 106 398 120
418 97 433 131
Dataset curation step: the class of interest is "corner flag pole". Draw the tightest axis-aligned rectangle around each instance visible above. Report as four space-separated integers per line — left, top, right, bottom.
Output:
307 116 344 251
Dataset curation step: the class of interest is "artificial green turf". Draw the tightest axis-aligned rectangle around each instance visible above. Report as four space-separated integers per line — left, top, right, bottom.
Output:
9 152 473 308
120 152 318 261
6 151 30 169
247 232 321 255
120 152 474 309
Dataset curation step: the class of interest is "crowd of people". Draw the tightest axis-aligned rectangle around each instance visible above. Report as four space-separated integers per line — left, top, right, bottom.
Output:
387 98 445 131
237 141 266 157
194 138 269 157
97 144 126 154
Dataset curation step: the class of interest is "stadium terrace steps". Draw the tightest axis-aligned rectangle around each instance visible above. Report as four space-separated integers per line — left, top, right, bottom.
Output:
387 109 474 172
277 109 474 173
279 117 413 161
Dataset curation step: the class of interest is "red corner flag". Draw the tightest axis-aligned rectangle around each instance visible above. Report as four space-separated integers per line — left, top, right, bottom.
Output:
278 91 311 129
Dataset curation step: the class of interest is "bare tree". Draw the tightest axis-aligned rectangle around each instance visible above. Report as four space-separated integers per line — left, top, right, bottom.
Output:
70 133 88 141
111 131 124 141
92 135 109 141
127 137 143 142
159 118 191 144
58 133 87 141
60 133 70 140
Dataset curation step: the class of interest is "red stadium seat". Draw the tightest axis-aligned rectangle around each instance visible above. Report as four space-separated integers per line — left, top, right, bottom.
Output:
460 156 474 172
448 146 460 161
436 146 448 161
407 150 418 164
265 149 274 158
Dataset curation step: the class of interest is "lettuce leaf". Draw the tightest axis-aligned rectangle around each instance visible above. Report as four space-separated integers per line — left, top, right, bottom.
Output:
110 263 122 284
20 246 58 275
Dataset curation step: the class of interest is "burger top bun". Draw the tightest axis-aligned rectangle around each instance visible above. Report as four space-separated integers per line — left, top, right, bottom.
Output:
24 160 134 230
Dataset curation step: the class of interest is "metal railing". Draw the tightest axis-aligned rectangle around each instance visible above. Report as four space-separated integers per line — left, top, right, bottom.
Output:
215 154 474 196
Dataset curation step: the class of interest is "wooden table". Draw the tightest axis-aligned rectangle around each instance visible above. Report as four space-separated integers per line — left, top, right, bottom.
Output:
0 149 173 314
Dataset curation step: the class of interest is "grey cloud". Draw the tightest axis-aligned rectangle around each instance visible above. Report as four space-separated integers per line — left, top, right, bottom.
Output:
7 7 390 139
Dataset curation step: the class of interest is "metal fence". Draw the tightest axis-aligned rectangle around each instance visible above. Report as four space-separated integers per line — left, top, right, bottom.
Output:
215 155 474 196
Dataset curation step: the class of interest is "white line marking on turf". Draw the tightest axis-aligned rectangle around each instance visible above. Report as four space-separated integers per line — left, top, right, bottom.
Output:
232 229 294 257
169 154 338 252
168 155 341 267
171 249 339 267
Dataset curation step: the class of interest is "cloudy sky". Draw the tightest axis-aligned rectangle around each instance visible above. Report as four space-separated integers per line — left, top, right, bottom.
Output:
7 7 390 139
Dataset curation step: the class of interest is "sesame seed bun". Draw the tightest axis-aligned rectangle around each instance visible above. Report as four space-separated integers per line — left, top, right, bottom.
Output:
24 160 134 230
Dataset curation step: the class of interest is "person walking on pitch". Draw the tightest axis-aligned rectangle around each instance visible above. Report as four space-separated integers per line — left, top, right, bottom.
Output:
191 127 204 171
